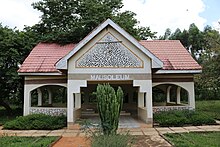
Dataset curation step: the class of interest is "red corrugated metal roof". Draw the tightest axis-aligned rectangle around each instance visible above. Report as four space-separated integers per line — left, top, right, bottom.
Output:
18 40 201 73
139 40 202 70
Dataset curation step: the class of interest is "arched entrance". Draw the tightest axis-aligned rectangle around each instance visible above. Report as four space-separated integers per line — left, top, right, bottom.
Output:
23 83 67 116
152 82 195 113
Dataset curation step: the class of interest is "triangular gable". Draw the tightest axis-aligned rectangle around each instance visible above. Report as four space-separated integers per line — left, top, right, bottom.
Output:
76 33 143 68
56 19 163 69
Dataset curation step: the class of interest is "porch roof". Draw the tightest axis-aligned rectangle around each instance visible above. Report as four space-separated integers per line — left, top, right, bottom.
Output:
18 40 201 74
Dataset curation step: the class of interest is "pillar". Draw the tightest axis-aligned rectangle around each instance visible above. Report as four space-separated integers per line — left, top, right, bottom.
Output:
75 93 81 109
67 79 87 126
188 83 195 109
37 88 42 106
166 86 171 103
23 84 31 116
67 91 74 123
138 92 144 107
146 85 153 123
134 80 153 125
176 87 181 104
48 88 52 105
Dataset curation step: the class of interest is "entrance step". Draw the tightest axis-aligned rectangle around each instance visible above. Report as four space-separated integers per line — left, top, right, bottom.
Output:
81 110 131 116
81 109 98 116
120 111 131 116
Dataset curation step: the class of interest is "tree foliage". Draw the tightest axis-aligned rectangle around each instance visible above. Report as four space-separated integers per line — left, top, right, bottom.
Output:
30 0 156 44
0 24 38 113
195 27 220 100
160 24 205 59
160 24 220 100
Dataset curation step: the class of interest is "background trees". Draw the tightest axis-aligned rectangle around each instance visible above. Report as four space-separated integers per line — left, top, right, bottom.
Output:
30 0 156 44
0 24 38 113
160 24 220 100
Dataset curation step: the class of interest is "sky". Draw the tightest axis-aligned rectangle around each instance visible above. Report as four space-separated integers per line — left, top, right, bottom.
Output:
0 0 219 36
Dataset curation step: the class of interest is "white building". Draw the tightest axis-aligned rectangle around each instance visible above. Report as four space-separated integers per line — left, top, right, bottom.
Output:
18 19 202 128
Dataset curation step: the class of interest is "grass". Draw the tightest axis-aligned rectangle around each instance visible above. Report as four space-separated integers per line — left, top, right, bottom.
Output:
91 134 132 147
164 132 220 147
0 136 58 147
196 100 220 120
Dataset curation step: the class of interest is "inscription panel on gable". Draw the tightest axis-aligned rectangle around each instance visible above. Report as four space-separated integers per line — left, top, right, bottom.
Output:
76 33 143 68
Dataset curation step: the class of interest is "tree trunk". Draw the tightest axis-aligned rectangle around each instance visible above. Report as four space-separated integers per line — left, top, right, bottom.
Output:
0 99 12 115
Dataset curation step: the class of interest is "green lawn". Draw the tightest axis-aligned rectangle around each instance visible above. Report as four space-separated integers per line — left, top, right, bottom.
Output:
196 100 220 120
0 136 58 147
164 132 220 147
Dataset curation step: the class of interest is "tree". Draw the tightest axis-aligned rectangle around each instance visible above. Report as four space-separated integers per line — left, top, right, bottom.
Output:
30 0 156 44
162 24 205 59
159 28 171 40
0 24 37 114
195 26 220 100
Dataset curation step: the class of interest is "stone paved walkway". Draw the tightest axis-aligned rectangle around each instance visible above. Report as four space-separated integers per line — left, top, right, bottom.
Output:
0 125 219 147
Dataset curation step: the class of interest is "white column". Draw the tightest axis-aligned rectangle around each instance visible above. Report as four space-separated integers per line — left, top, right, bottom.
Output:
67 79 87 125
23 84 31 116
146 83 153 123
134 80 153 124
166 86 172 103
177 87 181 104
67 91 74 123
188 83 195 109
75 93 81 108
37 88 42 106
138 92 144 107
48 88 52 105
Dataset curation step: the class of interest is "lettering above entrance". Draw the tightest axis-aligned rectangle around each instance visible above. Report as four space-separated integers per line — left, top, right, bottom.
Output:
68 73 151 80
76 33 143 68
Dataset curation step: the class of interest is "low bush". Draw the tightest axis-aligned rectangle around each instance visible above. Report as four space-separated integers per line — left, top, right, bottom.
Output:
3 114 66 130
154 110 216 127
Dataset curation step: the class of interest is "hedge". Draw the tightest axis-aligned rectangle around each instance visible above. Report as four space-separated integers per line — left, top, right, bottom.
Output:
3 114 66 130
154 110 216 127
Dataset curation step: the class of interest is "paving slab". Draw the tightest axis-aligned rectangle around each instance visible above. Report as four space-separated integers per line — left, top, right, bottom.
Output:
47 132 64 136
50 129 66 133
129 128 142 132
65 129 80 133
141 128 156 132
169 127 189 133
155 127 171 131
62 132 78 137
78 132 86 137
129 131 143 135
31 133 49 137
143 130 159 135
35 130 51 133
155 127 175 134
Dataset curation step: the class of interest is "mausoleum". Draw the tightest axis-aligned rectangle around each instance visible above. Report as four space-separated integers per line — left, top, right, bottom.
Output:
18 19 202 128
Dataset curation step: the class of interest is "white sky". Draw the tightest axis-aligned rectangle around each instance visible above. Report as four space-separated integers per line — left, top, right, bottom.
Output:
0 0 219 36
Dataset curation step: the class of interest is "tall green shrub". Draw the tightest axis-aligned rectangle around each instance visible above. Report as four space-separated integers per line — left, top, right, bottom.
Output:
95 83 123 135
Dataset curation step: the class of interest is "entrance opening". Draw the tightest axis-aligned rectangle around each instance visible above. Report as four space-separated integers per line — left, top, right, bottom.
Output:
80 81 141 128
